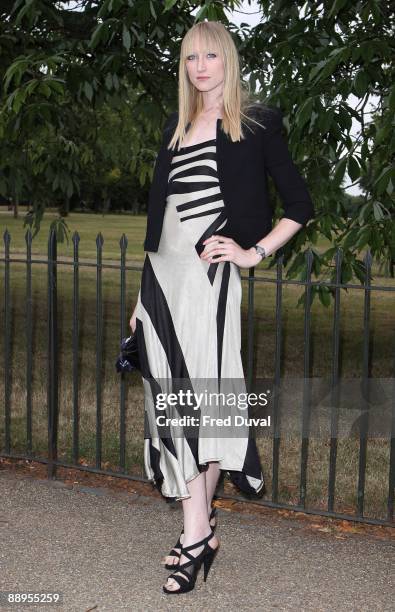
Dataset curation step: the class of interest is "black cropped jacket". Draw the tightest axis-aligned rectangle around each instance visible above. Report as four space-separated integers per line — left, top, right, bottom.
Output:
143 105 315 252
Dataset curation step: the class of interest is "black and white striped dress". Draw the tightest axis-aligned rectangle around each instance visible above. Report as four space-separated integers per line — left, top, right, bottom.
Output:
135 137 265 501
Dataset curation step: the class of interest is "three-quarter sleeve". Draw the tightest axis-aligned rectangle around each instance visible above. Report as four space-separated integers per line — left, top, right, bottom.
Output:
261 108 315 226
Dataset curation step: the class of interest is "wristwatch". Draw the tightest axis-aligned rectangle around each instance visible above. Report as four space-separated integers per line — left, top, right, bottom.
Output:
253 244 266 261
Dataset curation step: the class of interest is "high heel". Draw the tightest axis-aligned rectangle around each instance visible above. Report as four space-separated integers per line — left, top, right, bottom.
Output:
163 505 218 570
163 530 219 594
202 547 216 582
209 505 218 529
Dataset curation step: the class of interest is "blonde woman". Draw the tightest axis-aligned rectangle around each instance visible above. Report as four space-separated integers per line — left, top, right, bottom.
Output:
130 21 314 595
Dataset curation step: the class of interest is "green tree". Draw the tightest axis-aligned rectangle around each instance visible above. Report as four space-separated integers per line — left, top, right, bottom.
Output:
1 0 394 289
242 1 395 280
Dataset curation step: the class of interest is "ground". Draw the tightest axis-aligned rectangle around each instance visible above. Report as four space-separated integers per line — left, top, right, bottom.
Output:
1 458 394 611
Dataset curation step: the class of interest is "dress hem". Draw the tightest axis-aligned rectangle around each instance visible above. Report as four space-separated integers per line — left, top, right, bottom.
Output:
146 460 265 501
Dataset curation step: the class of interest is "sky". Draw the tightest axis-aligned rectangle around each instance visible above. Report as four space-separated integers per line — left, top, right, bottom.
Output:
225 0 262 27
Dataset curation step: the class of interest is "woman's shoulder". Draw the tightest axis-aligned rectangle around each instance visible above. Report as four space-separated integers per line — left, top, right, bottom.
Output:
163 111 179 132
243 103 283 133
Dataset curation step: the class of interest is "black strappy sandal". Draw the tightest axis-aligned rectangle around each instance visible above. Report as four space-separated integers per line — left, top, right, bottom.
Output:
164 506 217 570
163 530 219 594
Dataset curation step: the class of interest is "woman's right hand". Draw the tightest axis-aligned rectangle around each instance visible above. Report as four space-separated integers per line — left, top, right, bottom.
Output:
129 308 137 334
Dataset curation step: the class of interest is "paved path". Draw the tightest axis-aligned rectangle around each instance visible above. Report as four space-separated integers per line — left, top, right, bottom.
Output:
0 469 393 612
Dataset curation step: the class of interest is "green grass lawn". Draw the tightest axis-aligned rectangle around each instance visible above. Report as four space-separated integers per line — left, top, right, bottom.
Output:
1 208 148 262
0 208 393 522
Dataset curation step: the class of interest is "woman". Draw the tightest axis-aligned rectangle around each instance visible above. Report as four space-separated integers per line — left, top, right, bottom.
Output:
130 21 314 595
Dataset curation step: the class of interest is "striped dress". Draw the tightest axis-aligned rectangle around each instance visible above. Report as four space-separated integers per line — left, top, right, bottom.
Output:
135 137 265 501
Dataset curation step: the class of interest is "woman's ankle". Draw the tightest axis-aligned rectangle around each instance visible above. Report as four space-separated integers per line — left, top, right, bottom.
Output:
183 523 213 541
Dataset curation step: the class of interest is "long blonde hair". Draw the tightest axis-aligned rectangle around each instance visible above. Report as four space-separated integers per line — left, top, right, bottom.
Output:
168 21 266 151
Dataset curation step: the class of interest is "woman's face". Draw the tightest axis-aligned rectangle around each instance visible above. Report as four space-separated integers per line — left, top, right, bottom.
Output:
185 36 224 94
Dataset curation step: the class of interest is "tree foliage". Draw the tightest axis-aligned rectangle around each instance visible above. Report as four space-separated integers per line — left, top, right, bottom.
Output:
1 0 394 290
244 1 394 279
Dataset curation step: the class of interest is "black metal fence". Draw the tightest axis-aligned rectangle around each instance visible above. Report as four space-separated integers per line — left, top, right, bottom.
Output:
1 228 394 527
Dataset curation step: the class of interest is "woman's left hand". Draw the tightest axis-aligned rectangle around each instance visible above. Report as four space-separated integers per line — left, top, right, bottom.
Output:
200 235 262 269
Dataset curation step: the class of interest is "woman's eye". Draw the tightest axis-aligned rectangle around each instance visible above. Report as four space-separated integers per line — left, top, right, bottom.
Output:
186 53 217 60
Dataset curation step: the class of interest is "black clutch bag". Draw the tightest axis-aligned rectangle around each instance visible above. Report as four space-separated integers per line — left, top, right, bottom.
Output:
115 333 141 373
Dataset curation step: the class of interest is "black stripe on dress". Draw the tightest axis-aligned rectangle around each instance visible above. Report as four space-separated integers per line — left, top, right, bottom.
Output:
216 261 230 382
168 180 220 195
180 206 225 222
170 164 218 181
176 192 222 212
136 317 178 456
194 209 228 285
228 437 266 497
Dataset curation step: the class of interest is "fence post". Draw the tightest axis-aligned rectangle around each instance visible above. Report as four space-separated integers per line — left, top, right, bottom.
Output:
47 228 59 479
246 265 255 393
3 229 11 454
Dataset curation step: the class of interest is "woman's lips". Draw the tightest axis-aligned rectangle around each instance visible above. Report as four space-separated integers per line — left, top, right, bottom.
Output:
197 76 210 80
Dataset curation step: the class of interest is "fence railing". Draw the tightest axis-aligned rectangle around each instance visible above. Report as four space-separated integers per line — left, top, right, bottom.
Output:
1 228 394 527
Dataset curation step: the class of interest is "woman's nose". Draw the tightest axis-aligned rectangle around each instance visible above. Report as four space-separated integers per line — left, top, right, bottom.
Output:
197 56 206 71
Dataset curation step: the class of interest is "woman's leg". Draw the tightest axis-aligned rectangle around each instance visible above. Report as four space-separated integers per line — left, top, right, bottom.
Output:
162 462 221 567
205 461 221 514
163 471 219 591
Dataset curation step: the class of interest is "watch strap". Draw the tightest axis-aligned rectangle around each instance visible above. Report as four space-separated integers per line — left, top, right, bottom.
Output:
254 244 266 260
